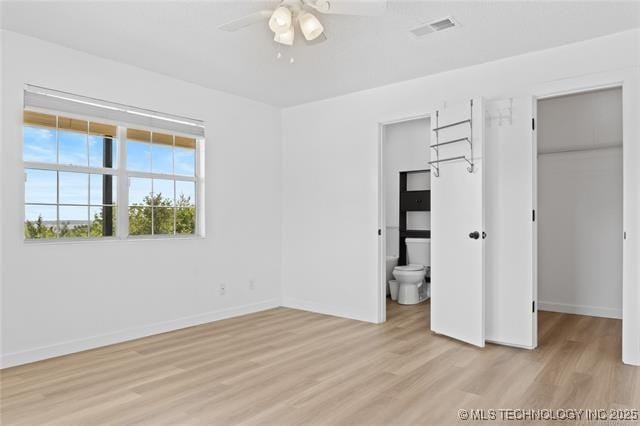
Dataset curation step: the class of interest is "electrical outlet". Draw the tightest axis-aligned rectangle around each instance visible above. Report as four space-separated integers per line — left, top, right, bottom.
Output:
249 279 255 290
219 283 226 296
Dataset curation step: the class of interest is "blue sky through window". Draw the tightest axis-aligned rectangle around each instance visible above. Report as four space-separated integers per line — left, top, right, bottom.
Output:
175 147 195 176
153 179 174 205
25 204 56 223
127 141 151 172
176 180 195 205
152 144 173 174
25 169 57 204
129 177 151 205
89 135 118 168
23 127 56 163
59 131 88 166
59 171 88 205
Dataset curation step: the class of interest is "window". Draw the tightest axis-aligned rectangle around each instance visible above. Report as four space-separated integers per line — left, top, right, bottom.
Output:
125 128 197 237
24 111 118 239
23 109 201 241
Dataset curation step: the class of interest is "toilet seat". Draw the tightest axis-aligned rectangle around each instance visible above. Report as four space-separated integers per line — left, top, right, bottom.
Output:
394 264 424 272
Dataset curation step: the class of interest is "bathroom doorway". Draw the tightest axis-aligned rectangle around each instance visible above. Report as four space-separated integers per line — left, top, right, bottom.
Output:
378 116 431 322
535 87 623 349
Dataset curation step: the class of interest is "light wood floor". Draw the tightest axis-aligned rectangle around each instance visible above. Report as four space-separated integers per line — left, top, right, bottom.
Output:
1 301 638 425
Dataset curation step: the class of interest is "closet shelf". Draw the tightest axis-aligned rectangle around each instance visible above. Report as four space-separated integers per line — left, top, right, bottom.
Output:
432 119 471 132
430 137 470 149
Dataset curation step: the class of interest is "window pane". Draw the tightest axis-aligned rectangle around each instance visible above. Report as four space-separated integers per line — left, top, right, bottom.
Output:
129 177 152 206
127 140 151 172
175 181 195 207
23 126 57 163
153 179 174 206
90 206 116 237
151 143 173 174
59 206 89 238
176 208 195 234
24 205 57 239
59 172 88 205
90 174 117 206
25 169 57 204
59 131 88 166
174 146 195 176
128 206 152 235
89 136 118 168
153 207 174 235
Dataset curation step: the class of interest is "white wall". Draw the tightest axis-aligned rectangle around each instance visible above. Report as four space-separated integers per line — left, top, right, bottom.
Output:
281 29 640 363
538 88 623 318
382 118 430 256
0 31 283 368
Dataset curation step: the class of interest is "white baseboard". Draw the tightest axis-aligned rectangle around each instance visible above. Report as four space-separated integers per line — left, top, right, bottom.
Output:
538 301 622 319
1 298 280 369
282 297 376 324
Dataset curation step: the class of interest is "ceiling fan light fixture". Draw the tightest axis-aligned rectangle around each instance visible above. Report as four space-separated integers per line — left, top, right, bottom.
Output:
274 24 295 46
310 0 330 13
298 11 324 41
269 7 292 34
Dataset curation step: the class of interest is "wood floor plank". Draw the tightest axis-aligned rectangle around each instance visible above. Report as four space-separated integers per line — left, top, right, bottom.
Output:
1 301 637 425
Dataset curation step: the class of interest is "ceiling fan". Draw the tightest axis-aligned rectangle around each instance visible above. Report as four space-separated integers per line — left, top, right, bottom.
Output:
218 0 387 46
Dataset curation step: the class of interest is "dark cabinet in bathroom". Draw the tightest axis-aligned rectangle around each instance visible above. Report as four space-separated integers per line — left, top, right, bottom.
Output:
398 170 431 267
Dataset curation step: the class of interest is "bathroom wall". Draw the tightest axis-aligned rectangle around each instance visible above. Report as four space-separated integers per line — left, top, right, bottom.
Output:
538 88 623 318
382 118 431 257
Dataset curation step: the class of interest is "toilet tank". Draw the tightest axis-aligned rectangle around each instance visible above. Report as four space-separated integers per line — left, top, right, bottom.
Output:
405 238 430 267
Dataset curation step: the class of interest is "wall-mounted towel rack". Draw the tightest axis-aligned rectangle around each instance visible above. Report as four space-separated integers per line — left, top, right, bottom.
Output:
431 100 474 177
432 119 471 132
428 155 473 175
430 137 471 149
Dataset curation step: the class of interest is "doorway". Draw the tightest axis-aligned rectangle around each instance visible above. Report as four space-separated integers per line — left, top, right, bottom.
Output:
535 87 623 348
378 116 431 322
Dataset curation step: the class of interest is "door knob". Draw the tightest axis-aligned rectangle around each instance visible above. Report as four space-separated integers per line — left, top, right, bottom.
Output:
469 231 480 239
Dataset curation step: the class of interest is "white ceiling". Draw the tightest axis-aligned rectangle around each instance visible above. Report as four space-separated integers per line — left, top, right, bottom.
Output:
2 1 639 107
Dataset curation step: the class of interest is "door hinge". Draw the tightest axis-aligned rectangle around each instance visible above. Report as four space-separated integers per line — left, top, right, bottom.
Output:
378 229 382 236
532 301 536 313
623 231 627 240
532 210 536 222
532 118 535 130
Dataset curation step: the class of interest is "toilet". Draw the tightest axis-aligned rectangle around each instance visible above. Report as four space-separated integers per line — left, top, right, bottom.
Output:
390 238 430 305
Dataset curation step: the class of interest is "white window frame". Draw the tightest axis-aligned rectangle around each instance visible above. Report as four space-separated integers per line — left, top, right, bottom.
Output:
122 126 201 239
22 108 204 242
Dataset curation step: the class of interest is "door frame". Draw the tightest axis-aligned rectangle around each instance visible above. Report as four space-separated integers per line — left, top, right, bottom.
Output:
529 68 639 365
377 113 430 324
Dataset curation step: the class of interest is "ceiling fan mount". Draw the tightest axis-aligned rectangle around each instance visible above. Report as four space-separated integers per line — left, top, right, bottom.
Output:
218 0 386 47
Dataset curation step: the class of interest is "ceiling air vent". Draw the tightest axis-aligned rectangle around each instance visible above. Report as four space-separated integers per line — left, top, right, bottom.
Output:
410 16 460 38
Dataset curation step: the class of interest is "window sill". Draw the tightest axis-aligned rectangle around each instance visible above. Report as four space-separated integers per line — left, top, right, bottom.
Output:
24 235 204 245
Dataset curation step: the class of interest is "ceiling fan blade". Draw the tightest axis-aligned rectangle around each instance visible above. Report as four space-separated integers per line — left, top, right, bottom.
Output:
218 10 272 32
304 32 328 46
307 0 386 16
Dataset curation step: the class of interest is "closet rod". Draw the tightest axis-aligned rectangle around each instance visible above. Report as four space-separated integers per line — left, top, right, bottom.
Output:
538 144 622 156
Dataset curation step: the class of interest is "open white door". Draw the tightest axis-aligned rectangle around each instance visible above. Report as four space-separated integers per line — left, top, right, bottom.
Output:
430 98 485 347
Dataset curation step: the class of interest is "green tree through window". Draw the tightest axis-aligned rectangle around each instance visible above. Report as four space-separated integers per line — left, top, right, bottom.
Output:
25 193 195 238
